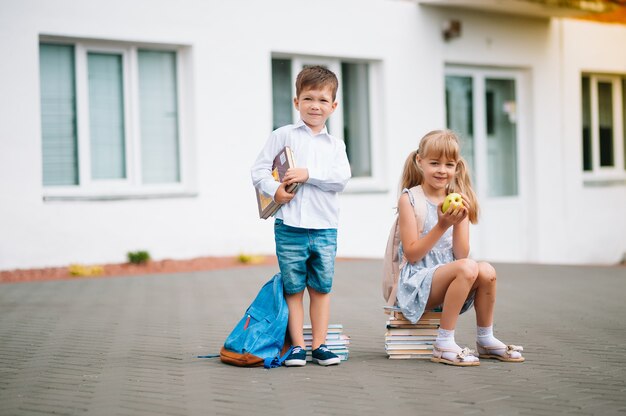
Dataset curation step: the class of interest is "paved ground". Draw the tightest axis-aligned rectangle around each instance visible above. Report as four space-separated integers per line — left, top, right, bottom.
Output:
1 260 625 416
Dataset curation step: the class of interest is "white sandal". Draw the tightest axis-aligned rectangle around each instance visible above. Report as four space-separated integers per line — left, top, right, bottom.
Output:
476 343 524 362
431 345 480 367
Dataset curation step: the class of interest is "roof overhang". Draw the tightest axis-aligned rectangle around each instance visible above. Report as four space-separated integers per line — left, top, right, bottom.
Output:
416 0 621 19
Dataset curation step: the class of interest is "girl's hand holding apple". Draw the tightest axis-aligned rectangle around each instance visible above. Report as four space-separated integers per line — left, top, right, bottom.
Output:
437 197 468 228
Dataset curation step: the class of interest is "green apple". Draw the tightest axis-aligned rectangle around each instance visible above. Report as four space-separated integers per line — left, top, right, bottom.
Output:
442 192 463 213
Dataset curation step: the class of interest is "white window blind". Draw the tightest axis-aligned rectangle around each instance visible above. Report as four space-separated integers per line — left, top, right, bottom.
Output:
87 52 126 180
40 43 78 186
138 50 180 183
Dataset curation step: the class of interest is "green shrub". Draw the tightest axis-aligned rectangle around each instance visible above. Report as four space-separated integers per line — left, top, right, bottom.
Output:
127 250 151 265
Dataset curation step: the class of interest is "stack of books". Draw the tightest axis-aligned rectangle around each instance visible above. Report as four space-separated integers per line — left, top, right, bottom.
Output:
384 307 441 359
303 324 350 362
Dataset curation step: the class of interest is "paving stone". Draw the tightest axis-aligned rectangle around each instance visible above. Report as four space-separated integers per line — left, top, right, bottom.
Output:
1 261 625 415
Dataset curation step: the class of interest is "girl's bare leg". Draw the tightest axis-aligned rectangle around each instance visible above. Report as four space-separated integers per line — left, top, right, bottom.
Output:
428 259 480 365
472 262 524 362
473 261 497 327
427 258 478 330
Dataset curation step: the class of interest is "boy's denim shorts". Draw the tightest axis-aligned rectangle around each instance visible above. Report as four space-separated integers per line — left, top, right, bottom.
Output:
274 219 337 295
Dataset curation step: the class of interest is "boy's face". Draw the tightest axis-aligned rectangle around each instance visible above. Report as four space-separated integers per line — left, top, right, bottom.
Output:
293 86 337 134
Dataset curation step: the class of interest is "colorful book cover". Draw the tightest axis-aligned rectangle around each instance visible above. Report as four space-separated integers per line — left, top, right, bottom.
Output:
256 146 300 219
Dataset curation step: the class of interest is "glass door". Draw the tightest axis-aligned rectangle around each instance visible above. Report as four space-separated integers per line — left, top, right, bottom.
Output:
445 67 529 261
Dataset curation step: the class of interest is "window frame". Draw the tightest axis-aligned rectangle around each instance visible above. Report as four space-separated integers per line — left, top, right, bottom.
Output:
582 73 626 183
39 36 193 201
444 66 526 201
271 54 386 193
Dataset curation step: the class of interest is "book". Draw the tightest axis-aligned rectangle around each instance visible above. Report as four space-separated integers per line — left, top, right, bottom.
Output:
256 146 301 219
383 306 442 320
384 335 436 342
388 353 432 360
387 318 441 325
303 337 350 346
386 324 439 330
388 312 442 321
384 339 434 345
303 324 343 334
385 344 433 354
303 323 343 330
385 328 438 336
386 347 433 353
386 324 439 329
303 333 344 341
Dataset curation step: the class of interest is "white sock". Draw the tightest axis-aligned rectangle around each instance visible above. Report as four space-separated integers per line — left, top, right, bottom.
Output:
435 328 478 362
436 328 455 345
476 325 521 359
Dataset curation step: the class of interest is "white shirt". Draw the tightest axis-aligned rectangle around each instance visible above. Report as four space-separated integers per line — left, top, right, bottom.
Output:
251 120 352 229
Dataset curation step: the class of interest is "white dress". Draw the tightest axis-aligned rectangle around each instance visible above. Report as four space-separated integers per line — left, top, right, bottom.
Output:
395 188 474 324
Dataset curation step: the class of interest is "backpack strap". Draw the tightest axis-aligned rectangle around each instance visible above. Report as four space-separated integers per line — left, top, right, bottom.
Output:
408 185 427 235
384 185 426 309
263 346 294 368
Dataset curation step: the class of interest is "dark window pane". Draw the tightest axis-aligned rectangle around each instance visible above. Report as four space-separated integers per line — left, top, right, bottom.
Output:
598 81 614 167
485 78 517 197
581 76 592 171
342 62 371 177
272 59 292 130
445 75 475 178
486 90 495 136
623 77 626 171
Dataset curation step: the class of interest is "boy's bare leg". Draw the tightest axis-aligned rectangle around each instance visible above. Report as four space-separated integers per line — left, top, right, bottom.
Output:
286 291 305 347
308 287 330 350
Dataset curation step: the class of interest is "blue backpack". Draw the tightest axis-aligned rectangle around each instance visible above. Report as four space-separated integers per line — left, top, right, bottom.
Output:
219 273 292 368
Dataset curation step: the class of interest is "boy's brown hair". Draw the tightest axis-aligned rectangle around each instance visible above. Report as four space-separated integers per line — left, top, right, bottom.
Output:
295 65 339 101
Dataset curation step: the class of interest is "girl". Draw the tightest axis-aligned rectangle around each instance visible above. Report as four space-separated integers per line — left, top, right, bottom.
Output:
396 130 524 366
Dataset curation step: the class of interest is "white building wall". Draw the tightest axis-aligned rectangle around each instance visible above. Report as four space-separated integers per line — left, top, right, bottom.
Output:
0 0 625 270
559 19 626 264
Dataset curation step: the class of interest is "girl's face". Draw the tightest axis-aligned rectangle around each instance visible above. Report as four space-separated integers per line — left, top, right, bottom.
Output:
417 153 457 192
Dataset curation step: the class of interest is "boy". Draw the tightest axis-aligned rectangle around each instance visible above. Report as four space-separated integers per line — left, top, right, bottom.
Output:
251 66 351 366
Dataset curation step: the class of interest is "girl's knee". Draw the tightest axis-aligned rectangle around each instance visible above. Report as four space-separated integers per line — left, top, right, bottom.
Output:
456 258 479 284
478 261 497 284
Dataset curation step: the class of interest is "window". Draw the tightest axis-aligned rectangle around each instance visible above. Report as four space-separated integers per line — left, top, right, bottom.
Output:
39 38 187 198
271 56 382 188
445 70 520 198
581 74 626 181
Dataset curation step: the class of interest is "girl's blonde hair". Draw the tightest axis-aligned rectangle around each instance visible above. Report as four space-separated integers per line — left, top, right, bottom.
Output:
400 129 480 224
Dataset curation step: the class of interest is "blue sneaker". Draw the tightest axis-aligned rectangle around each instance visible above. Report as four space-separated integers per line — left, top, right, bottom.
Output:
284 346 306 367
311 344 341 366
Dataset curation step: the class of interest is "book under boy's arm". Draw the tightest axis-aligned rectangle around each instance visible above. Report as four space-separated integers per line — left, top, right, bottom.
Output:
251 134 284 200
305 140 351 192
